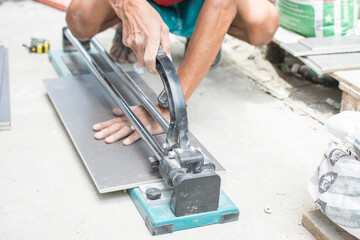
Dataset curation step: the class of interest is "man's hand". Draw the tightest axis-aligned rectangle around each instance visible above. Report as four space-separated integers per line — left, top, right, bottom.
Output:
93 105 169 145
109 0 172 74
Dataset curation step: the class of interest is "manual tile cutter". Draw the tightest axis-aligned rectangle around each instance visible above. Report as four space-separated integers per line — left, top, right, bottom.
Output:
46 27 239 235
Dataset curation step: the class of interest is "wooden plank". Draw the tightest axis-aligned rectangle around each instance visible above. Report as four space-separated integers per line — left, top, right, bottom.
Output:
329 71 360 111
339 89 360 111
330 71 360 94
302 210 357 240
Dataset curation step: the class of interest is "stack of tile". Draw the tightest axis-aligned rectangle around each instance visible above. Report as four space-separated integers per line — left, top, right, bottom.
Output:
0 46 10 130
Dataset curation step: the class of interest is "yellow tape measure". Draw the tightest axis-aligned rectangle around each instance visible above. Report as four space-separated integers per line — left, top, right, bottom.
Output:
23 38 50 53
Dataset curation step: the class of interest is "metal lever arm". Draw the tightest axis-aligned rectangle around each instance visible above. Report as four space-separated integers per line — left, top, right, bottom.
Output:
156 49 190 151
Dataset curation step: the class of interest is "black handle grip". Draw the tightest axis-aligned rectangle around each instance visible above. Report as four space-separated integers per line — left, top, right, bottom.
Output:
156 49 190 151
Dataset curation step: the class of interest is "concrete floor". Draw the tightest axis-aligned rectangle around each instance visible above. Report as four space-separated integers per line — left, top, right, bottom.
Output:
0 1 334 239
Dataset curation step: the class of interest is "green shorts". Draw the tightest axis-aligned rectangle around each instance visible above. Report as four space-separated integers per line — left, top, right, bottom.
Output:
148 0 204 39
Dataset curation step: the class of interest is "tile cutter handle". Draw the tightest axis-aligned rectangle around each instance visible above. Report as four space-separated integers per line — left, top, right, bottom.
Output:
155 48 190 151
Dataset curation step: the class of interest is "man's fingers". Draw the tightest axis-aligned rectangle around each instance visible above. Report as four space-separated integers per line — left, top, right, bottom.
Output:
93 105 163 145
105 125 135 144
113 108 124 116
144 40 159 74
93 118 122 131
133 33 146 68
94 122 124 139
123 131 141 145
160 25 172 61
113 106 137 116
122 22 130 47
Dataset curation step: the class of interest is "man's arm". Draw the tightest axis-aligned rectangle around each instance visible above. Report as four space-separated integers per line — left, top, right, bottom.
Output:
108 0 172 74
178 0 279 101
66 0 171 74
178 0 237 101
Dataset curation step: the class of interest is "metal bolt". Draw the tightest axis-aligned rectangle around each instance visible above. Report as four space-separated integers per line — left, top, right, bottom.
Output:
146 187 161 200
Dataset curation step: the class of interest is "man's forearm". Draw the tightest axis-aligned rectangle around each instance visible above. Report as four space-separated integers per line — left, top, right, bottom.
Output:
177 0 236 102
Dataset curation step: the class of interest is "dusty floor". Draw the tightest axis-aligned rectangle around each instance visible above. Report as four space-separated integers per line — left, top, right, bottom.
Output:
0 1 336 239
222 37 342 124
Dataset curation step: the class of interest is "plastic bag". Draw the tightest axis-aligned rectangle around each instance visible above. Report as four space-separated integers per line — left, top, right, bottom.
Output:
325 111 360 140
277 0 358 37
308 140 360 238
325 111 360 155
309 111 360 238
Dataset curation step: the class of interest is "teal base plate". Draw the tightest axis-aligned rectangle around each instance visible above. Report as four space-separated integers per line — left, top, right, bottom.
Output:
128 188 239 235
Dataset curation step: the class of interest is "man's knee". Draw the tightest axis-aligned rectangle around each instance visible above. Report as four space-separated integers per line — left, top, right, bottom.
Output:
245 5 279 46
66 1 99 40
208 0 237 20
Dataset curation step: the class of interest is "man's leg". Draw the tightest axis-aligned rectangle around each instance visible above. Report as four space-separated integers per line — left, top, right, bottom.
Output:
66 0 136 63
228 0 279 46
66 0 119 40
